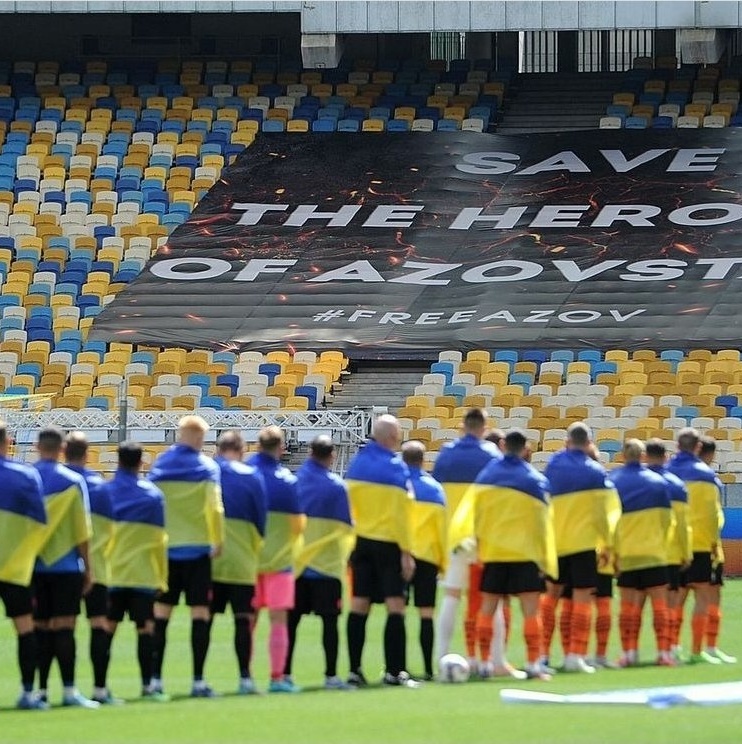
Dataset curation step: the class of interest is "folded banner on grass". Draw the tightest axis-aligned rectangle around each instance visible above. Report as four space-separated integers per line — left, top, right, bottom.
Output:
501 681 742 707
92 130 742 354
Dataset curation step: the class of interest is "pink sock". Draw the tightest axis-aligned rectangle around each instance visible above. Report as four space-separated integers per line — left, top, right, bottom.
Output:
269 623 288 680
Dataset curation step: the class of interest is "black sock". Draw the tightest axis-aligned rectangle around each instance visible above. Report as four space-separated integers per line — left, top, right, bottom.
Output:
384 613 406 677
284 611 301 677
420 617 434 677
152 618 169 679
54 628 76 688
90 627 112 689
321 614 339 678
137 632 154 688
191 619 210 681
36 629 54 690
234 617 251 679
346 612 368 675
18 632 38 692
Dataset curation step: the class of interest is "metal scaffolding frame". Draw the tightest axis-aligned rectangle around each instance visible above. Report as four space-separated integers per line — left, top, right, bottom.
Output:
2 408 372 475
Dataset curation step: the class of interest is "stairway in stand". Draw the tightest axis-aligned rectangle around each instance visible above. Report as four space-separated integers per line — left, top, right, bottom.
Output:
328 362 432 417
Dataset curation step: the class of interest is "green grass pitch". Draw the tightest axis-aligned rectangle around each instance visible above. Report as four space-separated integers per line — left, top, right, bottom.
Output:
1 582 741 744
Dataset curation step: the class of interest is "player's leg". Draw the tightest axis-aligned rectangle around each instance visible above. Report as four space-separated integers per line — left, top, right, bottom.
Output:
51 572 97 707
593 573 614 668
186 556 214 696
540 565 564 668
86 583 113 704
667 565 688 661
644 573 672 665
564 552 597 673
346 538 373 686
265 571 297 693
3 582 45 710
706 563 736 663
687 552 721 664
437 547 469 661
31 574 54 702
152 558 180 691
467 562 484 665
131 590 167 702
617 575 641 667
381 541 412 686
231 585 256 693
316 578 345 689
413 559 437 681
284 577 305 683
558 584 573 661
520 591 550 680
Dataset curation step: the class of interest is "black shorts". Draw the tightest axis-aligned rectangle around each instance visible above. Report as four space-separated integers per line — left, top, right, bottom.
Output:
211 582 255 616
108 590 155 628
667 564 689 591
554 550 598 590
158 555 212 607
617 565 668 590
0 580 33 618
481 561 543 596
711 562 725 587
84 583 109 618
595 572 613 598
410 559 438 608
293 576 342 616
32 572 83 620
349 537 406 601
685 552 713 585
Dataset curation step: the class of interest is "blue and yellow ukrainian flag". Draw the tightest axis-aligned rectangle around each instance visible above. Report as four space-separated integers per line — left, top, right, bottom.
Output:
148 443 224 550
345 440 413 551
450 455 557 580
106 472 167 591
409 467 447 571
611 463 673 572
0 459 47 586
667 452 723 553
248 452 304 574
35 461 92 567
294 458 354 580
212 458 267 585
650 464 693 567
544 449 619 557
432 434 501 521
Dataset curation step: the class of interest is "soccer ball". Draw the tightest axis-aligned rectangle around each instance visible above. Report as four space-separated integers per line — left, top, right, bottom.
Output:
438 653 471 683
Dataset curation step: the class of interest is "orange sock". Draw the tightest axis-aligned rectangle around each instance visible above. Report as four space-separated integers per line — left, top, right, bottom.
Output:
619 600 634 653
672 603 685 648
476 613 493 663
691 613 707 655
524 615 542 665
503 603 512 645
464 617 477 658
706 604 721 649
466 564 483 658
651 596 670 653
558 598 573 656
595 597 611 657
568 601 592 657
540 594 558 659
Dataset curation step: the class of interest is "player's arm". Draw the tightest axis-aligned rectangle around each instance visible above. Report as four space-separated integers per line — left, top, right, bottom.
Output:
77 539 93 595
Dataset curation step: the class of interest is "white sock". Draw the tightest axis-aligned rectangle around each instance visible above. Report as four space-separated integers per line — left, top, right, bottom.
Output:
63 686 76 697
93 686 107 698
436 595 459 659
490 604 506 667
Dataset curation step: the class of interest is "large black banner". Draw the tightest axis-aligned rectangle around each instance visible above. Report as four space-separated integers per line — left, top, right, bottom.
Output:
91 130 742 355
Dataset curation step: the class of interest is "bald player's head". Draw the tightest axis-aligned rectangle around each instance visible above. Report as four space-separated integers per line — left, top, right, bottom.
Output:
372 414 402 451
177 415 209 450
310 434 335 466
401 439 426 468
